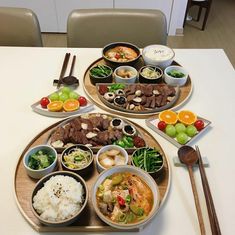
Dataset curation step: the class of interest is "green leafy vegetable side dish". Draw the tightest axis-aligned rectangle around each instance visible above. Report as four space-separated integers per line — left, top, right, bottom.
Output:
132 147 163 172
90 65 111 78
28 150 55 170
167 69 185 78
108 83 125 92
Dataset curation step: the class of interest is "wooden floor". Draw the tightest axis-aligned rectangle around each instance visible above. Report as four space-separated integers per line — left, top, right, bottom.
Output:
42 0 235 68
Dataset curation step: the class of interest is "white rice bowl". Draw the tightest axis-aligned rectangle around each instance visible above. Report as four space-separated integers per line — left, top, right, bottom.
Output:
33 175 84 222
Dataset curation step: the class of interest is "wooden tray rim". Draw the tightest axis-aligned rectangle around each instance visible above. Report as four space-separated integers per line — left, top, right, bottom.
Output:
14 115 172 232
83 57 193 118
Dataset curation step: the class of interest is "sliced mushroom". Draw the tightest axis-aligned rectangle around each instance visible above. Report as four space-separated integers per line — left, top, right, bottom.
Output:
135 90 142 96
153 89 160 95
86 132 97 139
133 97 142 103
81 123 88 130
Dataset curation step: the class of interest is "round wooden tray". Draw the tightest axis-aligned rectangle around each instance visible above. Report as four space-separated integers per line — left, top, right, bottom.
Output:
83 57 193 118
14 113 171 232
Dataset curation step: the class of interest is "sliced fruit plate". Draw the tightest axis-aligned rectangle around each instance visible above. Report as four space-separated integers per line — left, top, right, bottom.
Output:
47 113 147 153
146 110 211 148
96 83 180 114
31 87 94 118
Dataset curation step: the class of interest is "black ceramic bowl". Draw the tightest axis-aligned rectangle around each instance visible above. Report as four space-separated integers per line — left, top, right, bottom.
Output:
31 171 88 226
89 64 113 85
139 65 163 84
61 144 94 175
102 42 141 68
131 147 164 178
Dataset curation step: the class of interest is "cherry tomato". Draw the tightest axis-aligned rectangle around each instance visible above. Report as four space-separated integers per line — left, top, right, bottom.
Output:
158 121 167 131
194 120 204 131
115 53 121 59
78 96 87 106
40 97 50 109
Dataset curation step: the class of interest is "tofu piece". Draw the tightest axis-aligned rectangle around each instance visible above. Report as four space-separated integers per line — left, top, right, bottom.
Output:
114 154 125 165
99 156 115 168
103 190 112 203
112 189 129 199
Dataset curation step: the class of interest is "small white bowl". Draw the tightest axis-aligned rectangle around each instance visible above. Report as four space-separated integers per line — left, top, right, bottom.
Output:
142 45 175 69
114 66 138 83
96 145 128 173
91 165 160 230
164 65 188 86
23 145 57 179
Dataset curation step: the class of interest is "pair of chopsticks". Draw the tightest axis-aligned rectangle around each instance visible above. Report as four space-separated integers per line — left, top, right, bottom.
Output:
195 145 221 235
57 53 76 89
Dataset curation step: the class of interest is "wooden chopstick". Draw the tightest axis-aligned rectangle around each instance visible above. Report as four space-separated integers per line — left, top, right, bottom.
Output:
69 55 76 76
195 145 222 235
57 53 71 89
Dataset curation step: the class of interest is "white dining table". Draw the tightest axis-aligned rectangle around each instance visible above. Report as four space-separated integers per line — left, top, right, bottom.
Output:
0 47 234 235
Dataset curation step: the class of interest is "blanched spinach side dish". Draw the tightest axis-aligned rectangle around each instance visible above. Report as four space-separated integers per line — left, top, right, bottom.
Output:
28 150 55 170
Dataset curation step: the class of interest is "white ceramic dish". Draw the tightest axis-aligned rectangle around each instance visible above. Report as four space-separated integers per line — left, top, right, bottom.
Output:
114 66 138 83
23 145 57 179
91 165 160 230
164 65 189 86
142 45 175 69
146 115 211 148
96 145 128 173
31 92 94 118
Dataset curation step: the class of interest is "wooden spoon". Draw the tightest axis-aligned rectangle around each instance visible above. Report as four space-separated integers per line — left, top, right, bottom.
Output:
178 146 206 235
61 55 79 86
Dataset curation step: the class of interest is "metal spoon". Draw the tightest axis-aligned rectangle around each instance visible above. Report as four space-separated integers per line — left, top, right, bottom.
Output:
61 55 79 86
178 146 206 235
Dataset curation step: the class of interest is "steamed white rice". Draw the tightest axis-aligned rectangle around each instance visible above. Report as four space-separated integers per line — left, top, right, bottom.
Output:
33 175 84 222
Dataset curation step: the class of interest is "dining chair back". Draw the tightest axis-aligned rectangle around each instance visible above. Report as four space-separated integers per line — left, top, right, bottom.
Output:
67 9 167 48
0 7 43 47
184 0 212 30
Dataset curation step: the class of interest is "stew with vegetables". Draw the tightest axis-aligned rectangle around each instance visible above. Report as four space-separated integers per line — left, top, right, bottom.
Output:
96 172 153 224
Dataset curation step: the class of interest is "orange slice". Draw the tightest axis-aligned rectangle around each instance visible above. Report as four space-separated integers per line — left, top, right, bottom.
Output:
47 101 63 112
159 110 178 124
63 99 79 112
178 110 197 125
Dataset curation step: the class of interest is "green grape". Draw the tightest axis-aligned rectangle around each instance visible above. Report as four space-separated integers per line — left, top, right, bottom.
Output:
175 123 186 133
165 124 176 137
49 92 59 101
61 86 71 94
186 125 197 137
69 91 79 99
59 93 69 102
176 132 188 144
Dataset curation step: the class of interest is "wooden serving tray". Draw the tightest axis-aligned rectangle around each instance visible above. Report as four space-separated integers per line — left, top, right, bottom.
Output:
14 113 171 232
83 57 193 118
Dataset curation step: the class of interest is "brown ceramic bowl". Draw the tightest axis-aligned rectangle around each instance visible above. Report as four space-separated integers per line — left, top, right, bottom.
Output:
139 65 163 84
61 144 94 176
31 171 88 226
102 42 141 68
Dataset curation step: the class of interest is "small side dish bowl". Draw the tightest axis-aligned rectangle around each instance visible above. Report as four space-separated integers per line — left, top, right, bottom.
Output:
102 42 141 67
139 65 163 84
23 145 57 179
114 66 138 84
91 165 160 230
131 147 164 177
89 64 113 85
164 65 189 86
96 145 128 173
61 144 94 175
142 45 175 69
31 171 88 226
